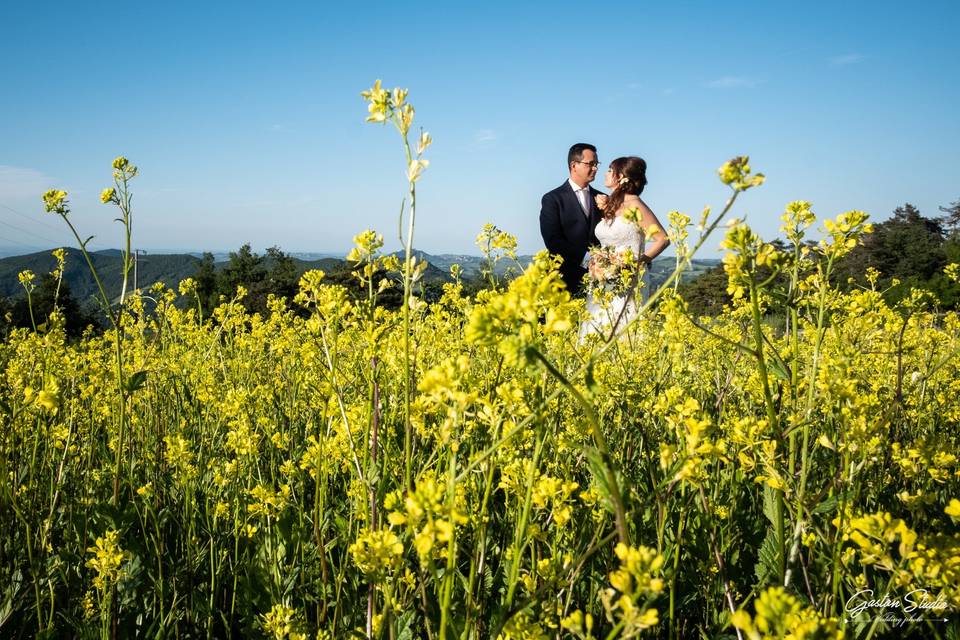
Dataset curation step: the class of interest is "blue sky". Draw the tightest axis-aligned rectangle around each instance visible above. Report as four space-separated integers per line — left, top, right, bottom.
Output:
1 1 958 258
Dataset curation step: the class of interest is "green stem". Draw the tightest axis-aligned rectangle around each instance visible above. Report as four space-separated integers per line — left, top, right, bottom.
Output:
787 254 837 587
439 447 458 639
57 214 127 506
23 287 37 332
395 119 417 490
504 424 546 607
117 174 133 306
748 278 785 583
668 506 686 639
528 348 630 545
463 449 498 636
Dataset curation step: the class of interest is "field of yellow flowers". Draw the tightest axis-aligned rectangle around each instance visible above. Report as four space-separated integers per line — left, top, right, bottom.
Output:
2 84 960 639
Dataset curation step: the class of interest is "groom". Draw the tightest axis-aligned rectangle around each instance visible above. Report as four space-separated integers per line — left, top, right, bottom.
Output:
539 143 603 294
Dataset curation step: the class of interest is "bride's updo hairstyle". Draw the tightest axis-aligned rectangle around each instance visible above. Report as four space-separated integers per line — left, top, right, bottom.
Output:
603 156 647 219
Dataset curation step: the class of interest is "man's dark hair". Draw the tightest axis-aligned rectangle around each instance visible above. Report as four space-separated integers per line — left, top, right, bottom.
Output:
567 143 597 169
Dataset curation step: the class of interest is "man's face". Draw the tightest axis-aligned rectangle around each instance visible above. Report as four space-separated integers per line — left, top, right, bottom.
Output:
569 149 599 187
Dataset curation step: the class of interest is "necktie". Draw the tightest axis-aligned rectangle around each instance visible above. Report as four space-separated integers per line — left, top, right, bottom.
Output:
578 188 589 216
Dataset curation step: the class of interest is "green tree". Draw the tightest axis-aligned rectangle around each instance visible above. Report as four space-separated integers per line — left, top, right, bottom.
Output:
264 246 298 301
865 204 944 279
219 243 266 298
833 203 956 307
677 265 730 317
193 252 218 315
939 198 960 267
678 240 791 317
204 244 303 317
4 273 100 337
939 198 960 235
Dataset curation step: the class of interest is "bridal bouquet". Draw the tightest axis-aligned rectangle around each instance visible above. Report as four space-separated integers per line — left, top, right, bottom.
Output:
587 245 626 284
587 246 646 299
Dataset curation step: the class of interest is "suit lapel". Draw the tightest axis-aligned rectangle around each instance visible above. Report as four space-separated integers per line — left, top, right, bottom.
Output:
562 181 585 217
588 187 601 223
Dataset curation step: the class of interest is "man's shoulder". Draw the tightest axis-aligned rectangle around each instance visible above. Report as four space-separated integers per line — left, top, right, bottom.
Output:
543 181 572 198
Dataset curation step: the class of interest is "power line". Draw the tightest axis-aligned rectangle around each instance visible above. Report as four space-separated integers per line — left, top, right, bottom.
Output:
0 201 67 235
0 201 110 251
0 234 40 251
0 216 65 248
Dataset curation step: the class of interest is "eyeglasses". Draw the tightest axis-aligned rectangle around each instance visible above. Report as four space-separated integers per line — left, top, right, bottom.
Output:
574 160 601 169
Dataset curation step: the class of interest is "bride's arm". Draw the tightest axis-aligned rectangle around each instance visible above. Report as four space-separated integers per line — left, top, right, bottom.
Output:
631 197 670 263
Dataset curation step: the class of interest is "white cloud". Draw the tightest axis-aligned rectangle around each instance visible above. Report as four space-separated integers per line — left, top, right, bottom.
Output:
474 129 497 143
829 53 865 66
0 166 56 199
705 76 758 89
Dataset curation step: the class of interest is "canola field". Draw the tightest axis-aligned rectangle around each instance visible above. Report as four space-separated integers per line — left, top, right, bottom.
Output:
1 85 959 639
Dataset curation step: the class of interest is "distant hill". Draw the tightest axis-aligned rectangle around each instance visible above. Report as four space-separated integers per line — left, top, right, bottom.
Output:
387 250 473 282
406 251 535 280
0 249 202 302
647 257 721 289
0 250 351 302
191 251 345 263
292 257 345 274
398 251 721 285
1 247 723 302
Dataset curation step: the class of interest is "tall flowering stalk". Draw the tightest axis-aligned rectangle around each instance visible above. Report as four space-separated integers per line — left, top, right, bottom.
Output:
361 80 431 489
42 156 140 505
102 157 138 305
720 220 789 581
16 270 37 331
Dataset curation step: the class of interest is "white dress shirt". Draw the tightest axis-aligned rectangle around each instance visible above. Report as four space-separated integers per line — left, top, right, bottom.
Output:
568 178 590 216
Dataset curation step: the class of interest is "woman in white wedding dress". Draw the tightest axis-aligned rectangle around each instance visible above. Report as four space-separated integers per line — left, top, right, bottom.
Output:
580 156 670 339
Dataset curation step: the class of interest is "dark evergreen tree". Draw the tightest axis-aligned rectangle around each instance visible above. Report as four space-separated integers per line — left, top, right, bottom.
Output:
862 204 945 280
678 265 731 317
832 203 956 307
939 198 960 235
4 273 100 337
264 246 299 301
220 243 266 298
193 252 218 315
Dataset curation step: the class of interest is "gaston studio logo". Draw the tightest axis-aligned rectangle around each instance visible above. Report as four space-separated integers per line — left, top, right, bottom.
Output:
845 589 950 626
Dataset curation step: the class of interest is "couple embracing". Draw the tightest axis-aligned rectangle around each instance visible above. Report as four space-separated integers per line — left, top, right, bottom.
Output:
539 143 670 337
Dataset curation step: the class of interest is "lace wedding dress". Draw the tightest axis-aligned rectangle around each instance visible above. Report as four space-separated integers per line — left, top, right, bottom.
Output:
580 215 648 339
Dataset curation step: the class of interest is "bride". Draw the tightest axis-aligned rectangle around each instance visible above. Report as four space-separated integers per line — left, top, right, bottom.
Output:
580 156 670 338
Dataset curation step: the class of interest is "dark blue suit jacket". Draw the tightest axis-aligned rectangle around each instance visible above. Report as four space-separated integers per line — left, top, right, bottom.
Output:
539 180 602 293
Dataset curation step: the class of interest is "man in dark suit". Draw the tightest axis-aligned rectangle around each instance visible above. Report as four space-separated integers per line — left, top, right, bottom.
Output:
539 143 603 295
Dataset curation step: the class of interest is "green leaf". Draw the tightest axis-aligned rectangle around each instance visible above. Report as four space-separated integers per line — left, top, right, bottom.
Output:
124 369 149 394
0 568 24 627
584 446 615 515
397 610 415 640
366 459 381 489
762 484 779 525
757 485 784 585
768 358 790 381
813 492 850 516
754 526 780 585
